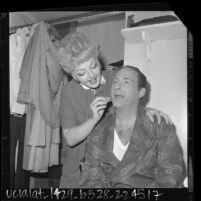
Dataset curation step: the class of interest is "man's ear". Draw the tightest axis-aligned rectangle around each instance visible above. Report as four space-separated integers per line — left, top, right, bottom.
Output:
139 88 146 98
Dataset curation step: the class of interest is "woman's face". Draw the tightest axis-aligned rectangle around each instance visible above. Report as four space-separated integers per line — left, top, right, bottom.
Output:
72 57 102 89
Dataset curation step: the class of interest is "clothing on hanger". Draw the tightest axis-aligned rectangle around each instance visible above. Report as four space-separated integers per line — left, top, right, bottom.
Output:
17 21 64 172
9 26 34 188
9 26 34 115
10 114 30 188
17 21 63 128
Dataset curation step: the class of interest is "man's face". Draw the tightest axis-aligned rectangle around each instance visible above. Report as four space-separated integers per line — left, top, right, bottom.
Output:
72 57 102 89
111 68 145 108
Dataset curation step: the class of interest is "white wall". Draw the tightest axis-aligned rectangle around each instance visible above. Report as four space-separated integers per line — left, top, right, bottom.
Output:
124 37 187 166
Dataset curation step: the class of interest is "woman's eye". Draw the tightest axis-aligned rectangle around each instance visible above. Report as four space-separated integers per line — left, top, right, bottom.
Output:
91 64 97 69
77 73 85 76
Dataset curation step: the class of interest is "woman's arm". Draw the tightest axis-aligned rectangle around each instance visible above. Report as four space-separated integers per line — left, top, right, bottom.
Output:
63 118 98 147
63 96 110 147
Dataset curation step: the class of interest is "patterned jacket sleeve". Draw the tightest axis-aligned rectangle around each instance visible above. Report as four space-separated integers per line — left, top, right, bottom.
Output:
150 119 186 188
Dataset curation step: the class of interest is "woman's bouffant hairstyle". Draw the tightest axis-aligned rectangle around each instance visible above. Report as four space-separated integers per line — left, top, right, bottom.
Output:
57 32 99 74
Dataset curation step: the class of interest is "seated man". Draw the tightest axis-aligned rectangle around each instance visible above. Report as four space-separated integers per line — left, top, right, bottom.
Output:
79 65 186 188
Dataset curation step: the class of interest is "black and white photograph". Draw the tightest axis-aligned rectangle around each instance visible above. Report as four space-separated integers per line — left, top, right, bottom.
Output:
1 6 194 200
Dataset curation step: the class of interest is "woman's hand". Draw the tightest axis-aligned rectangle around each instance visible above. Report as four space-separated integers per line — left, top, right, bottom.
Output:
146 108 173 124
90 96 110 122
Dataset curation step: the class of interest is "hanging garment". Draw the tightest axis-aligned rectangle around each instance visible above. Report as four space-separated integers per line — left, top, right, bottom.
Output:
9 26 34 188
23 83 65 172
10 114 30 188
9 26 33 115
17 21 64 172
18 22 63 128
23 104 60 172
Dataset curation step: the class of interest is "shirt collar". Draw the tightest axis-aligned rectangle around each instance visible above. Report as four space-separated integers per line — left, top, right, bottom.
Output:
80 75 106 90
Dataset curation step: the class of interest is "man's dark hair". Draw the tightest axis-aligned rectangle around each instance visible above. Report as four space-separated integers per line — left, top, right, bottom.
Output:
121 65 150 106
123 65 147 90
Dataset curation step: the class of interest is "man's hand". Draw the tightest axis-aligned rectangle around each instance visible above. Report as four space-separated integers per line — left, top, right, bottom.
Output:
90 96 110 122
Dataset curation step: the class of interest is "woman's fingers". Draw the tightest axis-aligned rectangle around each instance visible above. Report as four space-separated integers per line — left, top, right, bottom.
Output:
146 108 173 125
90 104 107 112
90 97 110 108
95 105 107 113
146 111 154 122
91 104 107 119
90 102 107 110
162 113 173 125
90 97 111 120
155 113 162 124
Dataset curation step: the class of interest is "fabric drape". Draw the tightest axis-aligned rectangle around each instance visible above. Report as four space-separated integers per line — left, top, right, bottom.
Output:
10 114 30 188
17 21 64 172
18 21 63 128
9 26 34 187
9 26 33 115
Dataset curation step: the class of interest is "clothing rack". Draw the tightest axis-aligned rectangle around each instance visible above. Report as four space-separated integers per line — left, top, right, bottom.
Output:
9 25 32 34
47 11 125 25
9 11 125 34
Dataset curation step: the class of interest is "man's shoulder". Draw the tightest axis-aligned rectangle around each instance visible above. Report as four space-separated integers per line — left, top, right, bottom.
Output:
139 108 176 138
